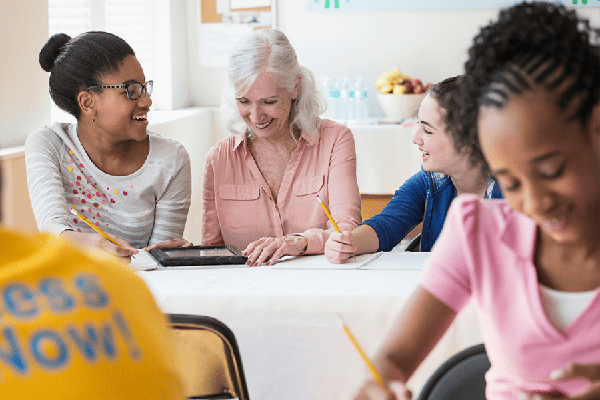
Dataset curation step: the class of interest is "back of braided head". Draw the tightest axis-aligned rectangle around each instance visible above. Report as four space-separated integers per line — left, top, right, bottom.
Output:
443 1 600 169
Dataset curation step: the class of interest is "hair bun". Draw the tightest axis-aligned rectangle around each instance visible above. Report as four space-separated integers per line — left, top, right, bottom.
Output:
39 33 71 72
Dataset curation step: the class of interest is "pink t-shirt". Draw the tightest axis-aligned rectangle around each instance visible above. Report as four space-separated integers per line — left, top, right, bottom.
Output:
201 119 361 253
421 195 600 399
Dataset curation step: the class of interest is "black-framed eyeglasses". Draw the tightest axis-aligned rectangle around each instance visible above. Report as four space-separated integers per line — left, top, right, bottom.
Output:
87 80 153 100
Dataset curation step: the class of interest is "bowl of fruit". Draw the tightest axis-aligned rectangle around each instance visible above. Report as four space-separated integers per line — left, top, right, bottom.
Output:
375 67 432 119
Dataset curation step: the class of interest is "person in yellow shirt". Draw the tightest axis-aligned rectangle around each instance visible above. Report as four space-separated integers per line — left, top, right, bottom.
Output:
0 169 184 398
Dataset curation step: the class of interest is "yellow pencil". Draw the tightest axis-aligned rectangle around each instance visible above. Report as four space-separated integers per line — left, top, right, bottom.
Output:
336 314 385 387
69 207 123 248
316 195 341 233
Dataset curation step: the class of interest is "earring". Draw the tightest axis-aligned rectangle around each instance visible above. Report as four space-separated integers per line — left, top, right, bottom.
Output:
92 117 95 123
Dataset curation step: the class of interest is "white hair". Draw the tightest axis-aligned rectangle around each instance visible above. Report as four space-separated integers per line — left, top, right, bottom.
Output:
220 29 326 138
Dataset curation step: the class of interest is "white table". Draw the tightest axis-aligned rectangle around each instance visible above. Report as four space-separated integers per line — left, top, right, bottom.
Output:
137 253 482 400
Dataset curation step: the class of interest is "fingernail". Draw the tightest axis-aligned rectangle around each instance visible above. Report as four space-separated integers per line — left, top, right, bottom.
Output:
550 368 564 380
518 393 528 400
532 395 542 400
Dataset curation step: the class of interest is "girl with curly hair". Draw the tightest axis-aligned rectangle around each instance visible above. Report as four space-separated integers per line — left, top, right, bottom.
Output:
354 2 600 399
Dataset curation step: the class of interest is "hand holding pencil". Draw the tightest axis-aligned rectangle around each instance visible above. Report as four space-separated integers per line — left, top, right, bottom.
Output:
336 314 385 386
67 207 137 258
317 195 357 263
337 314 413 400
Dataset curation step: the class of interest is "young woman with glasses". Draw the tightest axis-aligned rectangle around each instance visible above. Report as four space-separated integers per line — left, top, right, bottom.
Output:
26 31 192 261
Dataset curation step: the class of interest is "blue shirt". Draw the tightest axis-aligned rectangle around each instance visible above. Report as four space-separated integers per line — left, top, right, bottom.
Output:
362 167 503 252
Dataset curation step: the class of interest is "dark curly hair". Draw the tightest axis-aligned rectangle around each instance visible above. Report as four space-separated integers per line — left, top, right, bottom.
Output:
442 1 600 169
428 75 461 103
39 31 135 119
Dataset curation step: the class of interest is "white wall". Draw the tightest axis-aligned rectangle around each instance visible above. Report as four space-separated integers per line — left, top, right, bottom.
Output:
186 1 600 117
185 0 228 109
7 1 598 132
0 0 50 148
282 4 498 118
148 108 217 245
169 0 193 110
152 0 193 111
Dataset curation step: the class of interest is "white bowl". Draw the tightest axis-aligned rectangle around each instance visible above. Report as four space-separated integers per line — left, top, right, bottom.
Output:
377 93 426 119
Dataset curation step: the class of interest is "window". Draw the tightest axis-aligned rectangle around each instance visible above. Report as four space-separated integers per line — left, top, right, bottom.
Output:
48 0 92 38
104 0 154 80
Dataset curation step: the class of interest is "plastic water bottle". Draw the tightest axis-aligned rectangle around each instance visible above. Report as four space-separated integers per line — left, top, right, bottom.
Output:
354 77 369 120
321 77 334 120
347 78 358 121
338 77 352 121
326 77 341 121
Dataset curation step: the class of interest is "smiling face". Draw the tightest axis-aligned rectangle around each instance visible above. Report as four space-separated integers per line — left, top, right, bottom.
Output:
92 55 151 142
412 94 467 175
478 90 600 244
235 72 298 141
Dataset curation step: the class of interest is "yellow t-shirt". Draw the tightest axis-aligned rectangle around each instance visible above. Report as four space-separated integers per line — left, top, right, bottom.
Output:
0 228 184 399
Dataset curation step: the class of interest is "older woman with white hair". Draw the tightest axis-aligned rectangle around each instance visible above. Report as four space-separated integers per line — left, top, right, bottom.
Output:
201 29 361 266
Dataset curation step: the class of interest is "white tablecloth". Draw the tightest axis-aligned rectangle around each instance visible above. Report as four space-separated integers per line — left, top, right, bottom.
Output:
137 253 482 400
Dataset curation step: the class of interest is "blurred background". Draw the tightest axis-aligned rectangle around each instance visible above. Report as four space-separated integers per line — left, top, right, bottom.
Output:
1 0 598 242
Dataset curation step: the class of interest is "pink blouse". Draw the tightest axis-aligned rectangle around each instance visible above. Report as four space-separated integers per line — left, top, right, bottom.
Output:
421 196 600 399
201 119 362 254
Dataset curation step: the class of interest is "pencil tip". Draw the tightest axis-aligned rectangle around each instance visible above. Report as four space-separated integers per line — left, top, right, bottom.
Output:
334 313 346 328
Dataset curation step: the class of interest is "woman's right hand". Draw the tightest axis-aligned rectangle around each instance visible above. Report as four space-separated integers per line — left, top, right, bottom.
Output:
61 230 137 261
324 230 356 263
353 380 412 400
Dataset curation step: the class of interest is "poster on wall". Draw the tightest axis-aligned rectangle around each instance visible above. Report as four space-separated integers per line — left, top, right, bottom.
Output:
306 0 599 12
199 0 274 67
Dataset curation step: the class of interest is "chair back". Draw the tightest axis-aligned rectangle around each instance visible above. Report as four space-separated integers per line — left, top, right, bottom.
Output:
416 343 490 400
169 314 250 400
405 233 422 252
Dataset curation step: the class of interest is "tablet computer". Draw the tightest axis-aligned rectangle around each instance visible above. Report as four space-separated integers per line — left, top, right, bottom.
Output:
149 245 247 267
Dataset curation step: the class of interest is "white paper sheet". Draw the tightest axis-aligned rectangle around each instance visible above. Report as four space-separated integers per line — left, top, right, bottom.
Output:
200 24 253 68
357 251 430 270
271 253 374 270
216 0 229 14
271 251 429 270
230 0 270 9
129 250 159 271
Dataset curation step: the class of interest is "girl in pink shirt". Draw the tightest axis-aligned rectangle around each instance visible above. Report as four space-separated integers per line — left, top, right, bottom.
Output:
355 2 600 400
202 29 361 266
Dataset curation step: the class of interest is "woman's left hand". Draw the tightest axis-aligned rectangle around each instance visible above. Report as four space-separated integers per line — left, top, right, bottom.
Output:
143 238 193 251
243 235 308 266
519 363 600 399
